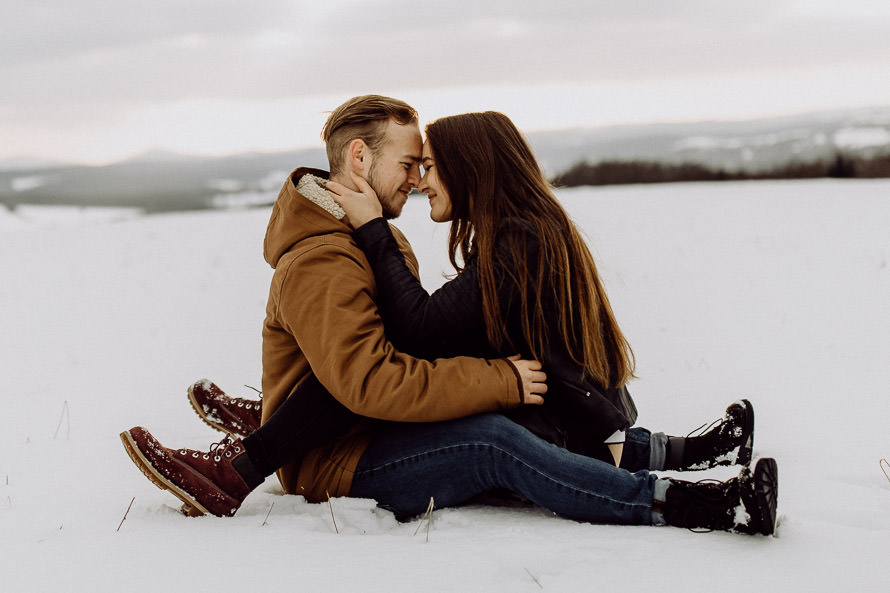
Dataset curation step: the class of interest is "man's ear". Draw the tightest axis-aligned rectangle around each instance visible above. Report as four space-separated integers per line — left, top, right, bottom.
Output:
347 138 370 173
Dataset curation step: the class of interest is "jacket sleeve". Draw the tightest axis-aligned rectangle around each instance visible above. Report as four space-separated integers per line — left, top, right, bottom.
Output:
272 238 523 422
353 217 486 344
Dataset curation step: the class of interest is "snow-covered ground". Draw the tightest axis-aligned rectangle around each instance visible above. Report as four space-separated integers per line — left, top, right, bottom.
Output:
2 179 889 592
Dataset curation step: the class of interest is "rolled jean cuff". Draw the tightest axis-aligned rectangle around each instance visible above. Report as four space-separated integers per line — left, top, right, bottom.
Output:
651 478 671 526
649 431 668 471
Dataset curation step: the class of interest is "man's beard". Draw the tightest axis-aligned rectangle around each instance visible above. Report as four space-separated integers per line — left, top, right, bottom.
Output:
367 164 405 220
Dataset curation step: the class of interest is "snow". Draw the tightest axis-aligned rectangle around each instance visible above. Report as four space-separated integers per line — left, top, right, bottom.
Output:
833 127 890 149
10 175 48 192
1 204 144 229
206 178 245 192
3 179 890 592
672 129 813 151
210 190 276 210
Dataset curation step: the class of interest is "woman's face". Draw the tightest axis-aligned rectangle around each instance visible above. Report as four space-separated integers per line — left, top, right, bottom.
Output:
418 141 452 223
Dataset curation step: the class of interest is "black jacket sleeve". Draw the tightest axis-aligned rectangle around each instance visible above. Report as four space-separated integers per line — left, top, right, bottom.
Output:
353 217 487 347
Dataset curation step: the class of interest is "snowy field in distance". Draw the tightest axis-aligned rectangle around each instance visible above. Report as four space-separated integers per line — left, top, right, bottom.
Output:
2 179 889 592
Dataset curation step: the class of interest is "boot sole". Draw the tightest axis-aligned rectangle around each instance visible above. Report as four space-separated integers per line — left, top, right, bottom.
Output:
187 383 258 439
187 383 237 437
735 399 754 466
119 430 209 517
740 457 778 535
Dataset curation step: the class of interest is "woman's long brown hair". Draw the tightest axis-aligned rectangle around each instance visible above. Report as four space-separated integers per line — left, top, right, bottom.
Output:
425 112 635 387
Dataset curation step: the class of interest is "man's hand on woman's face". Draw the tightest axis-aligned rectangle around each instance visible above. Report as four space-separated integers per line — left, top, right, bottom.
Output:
326 172 383 229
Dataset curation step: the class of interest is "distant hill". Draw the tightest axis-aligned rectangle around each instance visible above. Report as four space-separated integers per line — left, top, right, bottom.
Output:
529 106 890 175
2 106 889 213
0 148 327 213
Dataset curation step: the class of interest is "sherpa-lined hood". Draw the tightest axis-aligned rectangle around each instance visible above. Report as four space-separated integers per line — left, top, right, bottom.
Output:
263 167 350 269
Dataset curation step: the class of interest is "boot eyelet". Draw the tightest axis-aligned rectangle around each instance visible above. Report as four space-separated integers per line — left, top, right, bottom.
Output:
214 456 221 462
192 452 199 458
203 454 209 459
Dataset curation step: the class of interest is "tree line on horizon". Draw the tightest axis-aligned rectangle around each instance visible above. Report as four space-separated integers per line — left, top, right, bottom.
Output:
550 151 890 187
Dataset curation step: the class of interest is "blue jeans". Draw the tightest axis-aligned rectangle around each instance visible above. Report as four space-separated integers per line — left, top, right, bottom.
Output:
350 413 668 525
622 426 670 472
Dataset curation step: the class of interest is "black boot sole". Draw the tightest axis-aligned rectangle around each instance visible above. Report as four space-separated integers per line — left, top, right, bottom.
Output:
737 457 778 535
735 399 754 466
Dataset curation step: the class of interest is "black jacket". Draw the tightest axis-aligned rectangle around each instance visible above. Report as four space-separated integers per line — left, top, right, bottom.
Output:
354 216 637 461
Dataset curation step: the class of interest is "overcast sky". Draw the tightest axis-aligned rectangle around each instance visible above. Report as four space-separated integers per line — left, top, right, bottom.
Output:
3 0 890 164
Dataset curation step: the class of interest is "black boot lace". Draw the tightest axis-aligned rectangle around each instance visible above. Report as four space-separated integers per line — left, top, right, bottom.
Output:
686 417 721 438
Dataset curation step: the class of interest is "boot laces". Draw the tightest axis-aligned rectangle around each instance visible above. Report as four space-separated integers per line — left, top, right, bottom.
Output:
686 417 721 438
180 435 243 461
233 395 262 411
240 385 263 410
673 477 736 533
209 435 243 460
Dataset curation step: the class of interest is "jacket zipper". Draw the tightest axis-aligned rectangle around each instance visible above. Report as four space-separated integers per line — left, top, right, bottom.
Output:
557 378 592 398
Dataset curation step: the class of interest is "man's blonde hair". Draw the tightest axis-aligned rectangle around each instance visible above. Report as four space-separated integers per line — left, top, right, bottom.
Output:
321 95 418 176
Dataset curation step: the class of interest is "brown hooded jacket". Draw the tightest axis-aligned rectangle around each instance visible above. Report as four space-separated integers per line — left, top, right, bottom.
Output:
261 168 524 502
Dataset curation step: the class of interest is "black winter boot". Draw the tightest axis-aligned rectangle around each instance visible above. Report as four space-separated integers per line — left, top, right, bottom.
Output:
661 457 778 535
665 399 754 470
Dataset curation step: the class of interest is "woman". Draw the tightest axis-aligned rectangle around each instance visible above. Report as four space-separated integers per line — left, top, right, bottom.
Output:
329 112 636 464
326 112 660 465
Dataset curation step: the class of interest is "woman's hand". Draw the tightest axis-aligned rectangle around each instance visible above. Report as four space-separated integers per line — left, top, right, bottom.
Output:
507 355 547 405
326 172 383 229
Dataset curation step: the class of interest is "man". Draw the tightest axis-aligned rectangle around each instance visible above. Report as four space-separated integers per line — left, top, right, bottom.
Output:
121 96 775 534
121 95 544 516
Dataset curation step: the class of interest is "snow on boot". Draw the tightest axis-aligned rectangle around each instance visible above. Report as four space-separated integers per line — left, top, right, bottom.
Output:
188 379 262 438
120 427 263 517
661 457 778 535
666 399 754 470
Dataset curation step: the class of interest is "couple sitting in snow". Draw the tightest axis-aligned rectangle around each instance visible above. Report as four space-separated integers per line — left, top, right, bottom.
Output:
121 95 778 535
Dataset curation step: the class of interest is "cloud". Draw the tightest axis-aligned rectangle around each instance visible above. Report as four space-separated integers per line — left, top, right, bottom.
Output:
0 0 304 66
303 0 890 91
5 0 889 108
3 0 890 161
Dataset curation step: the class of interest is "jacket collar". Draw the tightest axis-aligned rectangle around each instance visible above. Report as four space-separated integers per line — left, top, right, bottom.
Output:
295 172 345 221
